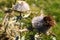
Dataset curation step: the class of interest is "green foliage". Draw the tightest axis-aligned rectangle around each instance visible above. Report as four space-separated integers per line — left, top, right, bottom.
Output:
0 0 60 40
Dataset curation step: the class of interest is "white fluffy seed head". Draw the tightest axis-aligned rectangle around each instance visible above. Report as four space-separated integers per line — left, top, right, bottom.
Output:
13 1 30 12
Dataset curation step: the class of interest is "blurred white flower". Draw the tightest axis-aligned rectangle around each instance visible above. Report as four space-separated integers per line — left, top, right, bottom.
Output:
13 1 30 12
13 1 31 18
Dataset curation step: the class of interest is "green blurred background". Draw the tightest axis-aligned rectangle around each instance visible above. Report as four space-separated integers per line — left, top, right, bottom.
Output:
0 0 60 40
